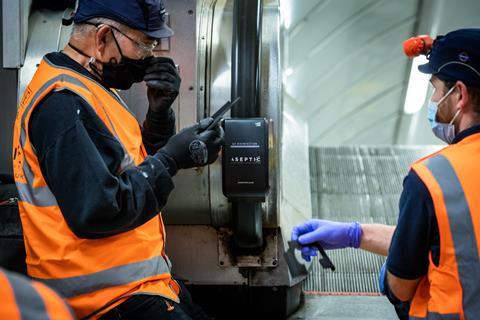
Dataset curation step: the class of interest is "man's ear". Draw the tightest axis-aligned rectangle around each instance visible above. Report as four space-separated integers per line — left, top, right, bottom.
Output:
456 81 470 112
93 25 111 59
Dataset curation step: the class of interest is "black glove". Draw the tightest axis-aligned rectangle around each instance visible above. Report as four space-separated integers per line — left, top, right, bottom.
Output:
144 57 181 113
161 118 225 169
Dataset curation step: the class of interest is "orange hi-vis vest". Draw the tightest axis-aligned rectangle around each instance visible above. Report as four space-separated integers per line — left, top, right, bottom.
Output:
12 57 179 319
409 132 480 320
0 268 75 320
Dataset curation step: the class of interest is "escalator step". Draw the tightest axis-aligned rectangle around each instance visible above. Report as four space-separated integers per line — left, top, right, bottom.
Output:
304 146 440 293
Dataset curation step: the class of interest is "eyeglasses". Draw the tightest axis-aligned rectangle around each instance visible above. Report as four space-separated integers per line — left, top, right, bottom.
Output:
109 25 158 55
88 22 158 58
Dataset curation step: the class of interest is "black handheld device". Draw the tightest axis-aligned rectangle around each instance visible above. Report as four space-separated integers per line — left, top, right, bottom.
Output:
206 97 241 131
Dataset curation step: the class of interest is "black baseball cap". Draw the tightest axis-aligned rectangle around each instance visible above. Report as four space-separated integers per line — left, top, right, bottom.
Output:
73 0 174 39
418 28 480 87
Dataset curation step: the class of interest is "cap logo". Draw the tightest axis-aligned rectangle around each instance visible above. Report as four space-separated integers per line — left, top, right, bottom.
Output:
459 51 469 62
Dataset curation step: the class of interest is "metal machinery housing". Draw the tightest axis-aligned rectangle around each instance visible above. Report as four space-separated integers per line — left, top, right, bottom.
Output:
3 0 313 318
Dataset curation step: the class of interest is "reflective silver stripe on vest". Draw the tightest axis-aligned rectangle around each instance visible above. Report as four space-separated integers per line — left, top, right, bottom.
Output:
16 153 58 207
410 312 461 319
17 73 90 207
19 65 134 187
424 154 480 320
20 73 88 147
165 255 172 270
33 254 171 298
16 182 58 207
7 271 50 320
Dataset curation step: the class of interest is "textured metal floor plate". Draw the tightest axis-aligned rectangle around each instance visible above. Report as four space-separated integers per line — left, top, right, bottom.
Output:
304 146 440 293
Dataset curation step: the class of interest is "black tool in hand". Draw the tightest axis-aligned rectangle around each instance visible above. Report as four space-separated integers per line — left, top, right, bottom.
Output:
206 97 241 131
288 240 336 272
313 242 336 271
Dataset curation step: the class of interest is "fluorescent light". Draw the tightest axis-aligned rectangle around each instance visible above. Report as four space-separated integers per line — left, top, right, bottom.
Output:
403 56 430 114
279 0 292 29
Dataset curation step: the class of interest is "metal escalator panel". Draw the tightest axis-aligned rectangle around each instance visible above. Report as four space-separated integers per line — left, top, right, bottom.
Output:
304 146 440 293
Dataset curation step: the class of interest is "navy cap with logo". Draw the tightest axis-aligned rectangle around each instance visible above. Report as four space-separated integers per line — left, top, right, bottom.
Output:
73 0 174 39
418 28 480 87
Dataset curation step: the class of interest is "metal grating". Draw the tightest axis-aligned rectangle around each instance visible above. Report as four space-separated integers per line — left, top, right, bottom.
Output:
303 145 440 293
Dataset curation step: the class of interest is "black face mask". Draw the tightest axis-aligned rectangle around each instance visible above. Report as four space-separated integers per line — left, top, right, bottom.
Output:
92 55 152 90
68 30 152 90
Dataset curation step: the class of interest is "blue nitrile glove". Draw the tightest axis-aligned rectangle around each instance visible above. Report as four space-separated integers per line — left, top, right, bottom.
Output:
291 219 362 262
378 261 387 295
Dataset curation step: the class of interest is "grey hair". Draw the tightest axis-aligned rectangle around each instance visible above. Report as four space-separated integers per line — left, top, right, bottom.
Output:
70 17 125 41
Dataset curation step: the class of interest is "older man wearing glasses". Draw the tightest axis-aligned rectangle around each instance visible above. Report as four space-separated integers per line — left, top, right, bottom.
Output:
12 0 221 319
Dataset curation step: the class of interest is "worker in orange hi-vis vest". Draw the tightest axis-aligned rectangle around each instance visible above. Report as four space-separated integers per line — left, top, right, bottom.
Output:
0 267 75 320
291 28 480 320
12 0 222 319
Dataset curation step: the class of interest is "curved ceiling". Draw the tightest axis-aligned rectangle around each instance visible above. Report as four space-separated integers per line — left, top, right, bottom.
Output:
282 0 480 146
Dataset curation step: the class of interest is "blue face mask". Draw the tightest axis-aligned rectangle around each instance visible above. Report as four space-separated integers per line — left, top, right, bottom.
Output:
427 86 460 144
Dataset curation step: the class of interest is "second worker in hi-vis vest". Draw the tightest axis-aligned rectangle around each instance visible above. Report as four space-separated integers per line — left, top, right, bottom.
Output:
12 0 222 319
291 29 480 320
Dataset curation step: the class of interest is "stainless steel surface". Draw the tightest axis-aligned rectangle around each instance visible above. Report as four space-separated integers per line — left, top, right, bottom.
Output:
121 0 213 225
204 0 235 227
289 294 397 320
261 0 283 228
122 0 198 128
6 6 80 173
2 0 31 68
204 0 288 229
165 225 247 285
172 0 310 286
304 145 440 293
19 9 71 101
140 0 296 229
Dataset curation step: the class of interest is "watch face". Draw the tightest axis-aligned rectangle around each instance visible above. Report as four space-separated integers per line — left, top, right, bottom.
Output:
189 140 208 165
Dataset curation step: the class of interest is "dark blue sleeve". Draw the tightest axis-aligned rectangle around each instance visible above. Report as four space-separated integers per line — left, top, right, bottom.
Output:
29 90 178 239
386 170 438 280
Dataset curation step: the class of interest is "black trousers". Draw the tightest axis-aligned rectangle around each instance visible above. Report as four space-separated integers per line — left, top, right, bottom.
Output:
100 281 210 320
